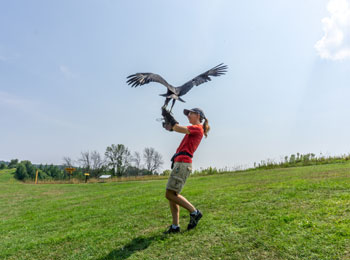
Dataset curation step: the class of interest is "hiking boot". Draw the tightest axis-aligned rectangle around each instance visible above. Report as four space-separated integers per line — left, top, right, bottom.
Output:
163 225 180 234
187 210 203 230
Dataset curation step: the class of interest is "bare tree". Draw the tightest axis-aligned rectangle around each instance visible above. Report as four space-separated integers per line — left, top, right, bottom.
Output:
62 156 75 167
153 151 163 174
91 151 103 170
78 151 91 172
91 151 105 176
105 144 131 176
132 151 142 169
143 147 164 174
143 147 154 173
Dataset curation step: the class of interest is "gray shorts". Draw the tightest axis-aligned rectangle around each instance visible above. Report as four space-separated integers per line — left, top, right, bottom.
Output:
166 162 192 193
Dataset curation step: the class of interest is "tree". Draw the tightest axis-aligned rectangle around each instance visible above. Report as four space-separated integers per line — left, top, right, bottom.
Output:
125 166 141 176
105 144 131 177
8 159 18 169
0 163 6 169
78 151 92 172
143 147 164 174
153 151 164 174
62 156 75 179
132 151 142 171
289 154 296 165
62 156 75 167
14 163 28 180
162 169 171 176
91 151 105 177
21 160 36 179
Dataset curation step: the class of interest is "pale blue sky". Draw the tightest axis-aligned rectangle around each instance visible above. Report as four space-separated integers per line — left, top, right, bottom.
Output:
1 0 350 170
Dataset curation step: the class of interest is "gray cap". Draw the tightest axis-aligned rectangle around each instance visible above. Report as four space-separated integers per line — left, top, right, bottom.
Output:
183 108 206 120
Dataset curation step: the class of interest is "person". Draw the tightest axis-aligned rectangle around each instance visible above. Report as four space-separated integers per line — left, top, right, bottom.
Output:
161 107 210 234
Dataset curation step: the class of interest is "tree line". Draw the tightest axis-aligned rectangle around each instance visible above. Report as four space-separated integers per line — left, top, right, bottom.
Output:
254 153 350 170
3 152 350 181
3 144 165 181
64 144 164 177
0 159 17 169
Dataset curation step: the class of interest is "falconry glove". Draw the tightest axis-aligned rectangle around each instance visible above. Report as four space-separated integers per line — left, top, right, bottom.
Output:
163 121 174 131
162 108 178 131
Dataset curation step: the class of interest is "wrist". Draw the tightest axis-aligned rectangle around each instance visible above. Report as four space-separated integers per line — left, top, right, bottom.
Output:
169 118 178 127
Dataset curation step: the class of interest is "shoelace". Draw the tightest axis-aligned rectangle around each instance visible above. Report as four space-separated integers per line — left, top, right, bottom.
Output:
189 214 197 225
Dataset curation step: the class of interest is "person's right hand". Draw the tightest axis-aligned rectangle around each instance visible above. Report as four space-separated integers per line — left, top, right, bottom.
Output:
162 121 174 131
161 108 178 127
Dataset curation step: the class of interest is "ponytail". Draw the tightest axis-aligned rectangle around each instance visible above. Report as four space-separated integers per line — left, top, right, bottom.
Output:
203 117 210 138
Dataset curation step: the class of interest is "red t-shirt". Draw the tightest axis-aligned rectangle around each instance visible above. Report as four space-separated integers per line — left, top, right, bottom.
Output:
174 124 204 163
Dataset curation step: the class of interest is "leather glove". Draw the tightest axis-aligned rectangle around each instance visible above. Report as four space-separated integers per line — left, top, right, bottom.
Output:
161 108 178 131
162 121 174 131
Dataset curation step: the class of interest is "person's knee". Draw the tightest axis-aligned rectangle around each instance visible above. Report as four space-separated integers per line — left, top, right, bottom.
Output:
165 190 171 200
165 189 177 200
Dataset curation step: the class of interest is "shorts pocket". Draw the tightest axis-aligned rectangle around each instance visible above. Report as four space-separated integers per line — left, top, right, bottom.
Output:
168 175 183 192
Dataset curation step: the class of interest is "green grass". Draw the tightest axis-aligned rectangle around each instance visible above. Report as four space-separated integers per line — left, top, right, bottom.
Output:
1 163 350 260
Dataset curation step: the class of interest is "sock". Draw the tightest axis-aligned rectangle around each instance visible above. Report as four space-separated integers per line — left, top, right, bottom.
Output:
190 210 198 215
171 224 179 229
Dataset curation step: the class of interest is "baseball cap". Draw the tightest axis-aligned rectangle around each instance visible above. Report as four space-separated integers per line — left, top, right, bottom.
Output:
183 108 206 120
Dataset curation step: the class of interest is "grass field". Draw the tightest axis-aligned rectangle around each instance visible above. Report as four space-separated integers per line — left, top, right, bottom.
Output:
1 163 350 260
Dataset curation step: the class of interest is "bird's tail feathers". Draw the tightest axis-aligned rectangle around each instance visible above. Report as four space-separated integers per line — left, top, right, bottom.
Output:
160 93 185 102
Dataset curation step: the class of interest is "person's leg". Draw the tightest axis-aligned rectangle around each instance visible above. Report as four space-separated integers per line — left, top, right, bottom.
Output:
166 189 196 213
169 200 180 225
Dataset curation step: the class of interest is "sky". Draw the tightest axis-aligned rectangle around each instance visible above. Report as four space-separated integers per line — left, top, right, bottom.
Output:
1 0 350 171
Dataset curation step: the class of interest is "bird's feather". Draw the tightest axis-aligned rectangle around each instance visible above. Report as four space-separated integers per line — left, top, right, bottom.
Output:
126 64 227 112
126 73 174 92
178 63 227 96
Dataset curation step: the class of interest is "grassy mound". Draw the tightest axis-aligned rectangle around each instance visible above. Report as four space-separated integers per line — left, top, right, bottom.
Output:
1 163 349 259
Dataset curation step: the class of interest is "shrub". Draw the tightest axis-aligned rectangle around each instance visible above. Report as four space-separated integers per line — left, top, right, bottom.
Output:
0 163 6 170
14 163 28 180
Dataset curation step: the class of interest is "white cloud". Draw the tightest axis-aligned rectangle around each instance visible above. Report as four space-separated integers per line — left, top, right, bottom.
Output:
59 65 78 79
315 0 350 60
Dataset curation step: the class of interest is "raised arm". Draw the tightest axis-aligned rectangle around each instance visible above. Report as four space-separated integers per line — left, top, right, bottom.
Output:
162 108 190 134
173 124 190 134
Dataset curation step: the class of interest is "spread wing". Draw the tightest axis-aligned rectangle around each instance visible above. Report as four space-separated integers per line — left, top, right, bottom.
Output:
178 63 227 96
126 73 173 91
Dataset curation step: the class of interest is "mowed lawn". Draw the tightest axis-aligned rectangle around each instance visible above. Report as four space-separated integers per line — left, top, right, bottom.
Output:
1 163 350 260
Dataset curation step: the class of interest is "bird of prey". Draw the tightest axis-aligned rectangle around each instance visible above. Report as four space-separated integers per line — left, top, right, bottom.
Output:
126 63 227 111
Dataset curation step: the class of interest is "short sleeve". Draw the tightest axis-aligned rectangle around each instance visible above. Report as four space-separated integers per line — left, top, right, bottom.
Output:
187 125 202 135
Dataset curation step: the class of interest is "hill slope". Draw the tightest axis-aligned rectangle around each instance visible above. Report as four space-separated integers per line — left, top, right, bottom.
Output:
1 163 350 260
